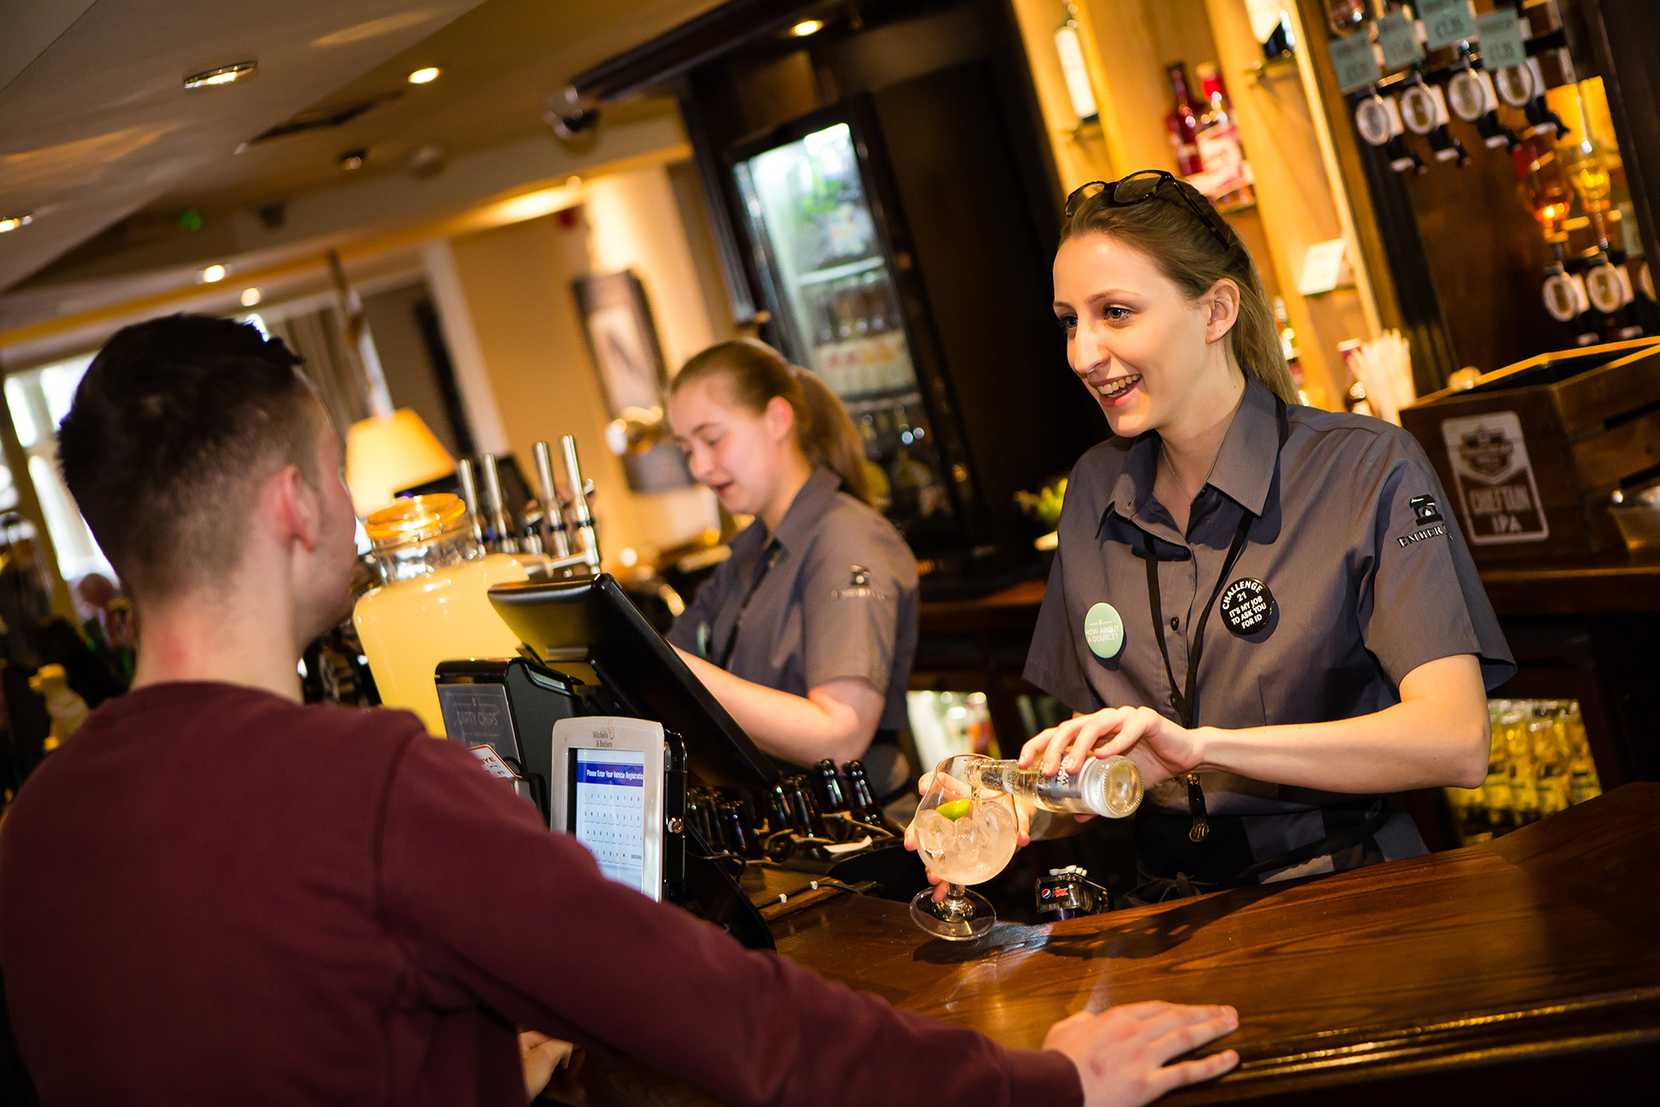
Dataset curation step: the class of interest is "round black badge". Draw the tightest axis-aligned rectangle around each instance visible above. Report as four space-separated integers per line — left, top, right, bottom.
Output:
1219 578 1276 638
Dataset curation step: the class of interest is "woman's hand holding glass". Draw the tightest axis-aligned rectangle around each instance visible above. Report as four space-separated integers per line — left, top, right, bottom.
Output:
1021 705 1202 791
904 768 1039 904
904 754 1027 940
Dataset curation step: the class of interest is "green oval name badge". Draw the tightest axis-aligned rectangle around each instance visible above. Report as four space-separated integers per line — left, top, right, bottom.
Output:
1084 601 1125 660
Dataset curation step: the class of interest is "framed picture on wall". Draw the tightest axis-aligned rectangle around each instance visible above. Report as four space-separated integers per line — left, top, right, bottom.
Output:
571 270 693 493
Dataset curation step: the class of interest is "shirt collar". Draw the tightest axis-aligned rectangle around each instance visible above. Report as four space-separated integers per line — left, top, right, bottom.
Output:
1098 377 1282 531
1207 377 1281 517
770 466 843 554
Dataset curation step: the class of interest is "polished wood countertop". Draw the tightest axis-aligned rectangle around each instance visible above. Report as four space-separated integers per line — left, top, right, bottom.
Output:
771 783 1660 1103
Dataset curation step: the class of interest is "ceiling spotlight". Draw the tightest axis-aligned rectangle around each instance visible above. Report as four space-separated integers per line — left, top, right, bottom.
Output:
0 211 34 234
184 61 257 90
407 66 441 85
338 148 367 172
200 264 228 284
790 19 825 37
240 288 263 307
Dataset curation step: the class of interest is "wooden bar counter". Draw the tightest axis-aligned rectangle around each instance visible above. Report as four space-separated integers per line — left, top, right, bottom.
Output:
570 785 1658 1105
770 783 1660 1104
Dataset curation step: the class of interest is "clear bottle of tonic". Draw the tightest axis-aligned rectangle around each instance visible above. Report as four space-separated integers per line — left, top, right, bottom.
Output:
975 756 1143 819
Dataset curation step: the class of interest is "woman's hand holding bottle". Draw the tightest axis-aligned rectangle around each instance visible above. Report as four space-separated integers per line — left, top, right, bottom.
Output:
1021 705 1203 792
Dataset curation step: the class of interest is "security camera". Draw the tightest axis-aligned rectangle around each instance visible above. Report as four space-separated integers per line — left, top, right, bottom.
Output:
544 86 600 142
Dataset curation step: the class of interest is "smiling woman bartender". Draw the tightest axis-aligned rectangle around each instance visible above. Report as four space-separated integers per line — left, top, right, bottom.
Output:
666 339 919 792
1018 172 1514 898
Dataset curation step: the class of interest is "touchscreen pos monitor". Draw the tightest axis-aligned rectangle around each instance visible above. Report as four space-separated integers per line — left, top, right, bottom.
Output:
551 716 673 901
487 574 778 794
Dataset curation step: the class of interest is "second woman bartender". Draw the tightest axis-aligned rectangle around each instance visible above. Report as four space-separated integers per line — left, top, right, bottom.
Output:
1016 172 1515 898
665 338 919 795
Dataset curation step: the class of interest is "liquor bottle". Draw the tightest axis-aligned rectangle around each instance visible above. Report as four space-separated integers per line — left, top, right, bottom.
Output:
1327 0 1368 34
782 774 828 838
1054 2 1099 126
1246 0 1295 61
1194 64 1254 207
1515 137 1571 244
1563 703 1601 806
1165 62 1205 176
1275 298 1311 405
1583 250 1642 341
974 756 1144 819
1540 256 1598 346
844 760 905 835
1399 73 1468 167
811 758 848 813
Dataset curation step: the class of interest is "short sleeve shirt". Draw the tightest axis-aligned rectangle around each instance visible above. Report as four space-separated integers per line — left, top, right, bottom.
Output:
1024 379 1514 828
668 468 920 743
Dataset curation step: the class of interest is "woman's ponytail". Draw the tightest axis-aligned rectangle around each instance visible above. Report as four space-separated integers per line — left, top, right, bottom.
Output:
791 366 873 506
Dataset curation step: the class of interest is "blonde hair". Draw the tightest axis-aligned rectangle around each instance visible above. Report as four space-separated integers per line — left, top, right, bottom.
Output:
1061 176 1299 406
670 338 874 506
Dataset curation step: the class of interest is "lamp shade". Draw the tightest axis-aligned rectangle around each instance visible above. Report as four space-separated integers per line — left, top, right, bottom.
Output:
344 408 455 517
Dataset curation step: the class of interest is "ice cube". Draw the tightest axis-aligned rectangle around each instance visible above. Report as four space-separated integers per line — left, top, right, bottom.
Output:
913 809 952 857
976 802 1018 874
978 800 1016 842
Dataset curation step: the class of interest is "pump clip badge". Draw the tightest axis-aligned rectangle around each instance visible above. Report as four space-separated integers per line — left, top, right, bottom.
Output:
1084 602 1125 660
1219 578 1276 638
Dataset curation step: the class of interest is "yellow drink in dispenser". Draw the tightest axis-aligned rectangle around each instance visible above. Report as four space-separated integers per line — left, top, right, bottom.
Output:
353 494 535 735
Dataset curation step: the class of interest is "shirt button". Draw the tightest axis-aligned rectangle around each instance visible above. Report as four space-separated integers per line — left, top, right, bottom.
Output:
1169 617 1179 630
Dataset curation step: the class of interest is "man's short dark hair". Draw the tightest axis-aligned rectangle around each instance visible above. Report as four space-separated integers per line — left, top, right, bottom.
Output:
58 314 323 599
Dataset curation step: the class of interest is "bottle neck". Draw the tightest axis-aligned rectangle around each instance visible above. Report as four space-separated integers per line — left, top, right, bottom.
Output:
1169 69 1193 108
371 528 482 584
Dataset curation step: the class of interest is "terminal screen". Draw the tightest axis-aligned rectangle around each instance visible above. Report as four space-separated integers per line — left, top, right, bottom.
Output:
572 748 648 894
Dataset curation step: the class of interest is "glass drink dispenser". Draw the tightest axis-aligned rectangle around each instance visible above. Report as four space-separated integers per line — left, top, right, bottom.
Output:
353 494 535 735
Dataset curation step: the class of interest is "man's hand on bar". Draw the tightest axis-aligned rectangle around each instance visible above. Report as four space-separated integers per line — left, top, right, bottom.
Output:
1044 1002 1240 1107
518 1030 578 1102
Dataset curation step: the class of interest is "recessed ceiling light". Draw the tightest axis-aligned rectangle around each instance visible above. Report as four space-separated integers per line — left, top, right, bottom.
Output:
790 19 824 37
0 211 34 234
240 287 263 307
200 264 228 284
338 148 367 172
407 66 441 85
184 61 257 90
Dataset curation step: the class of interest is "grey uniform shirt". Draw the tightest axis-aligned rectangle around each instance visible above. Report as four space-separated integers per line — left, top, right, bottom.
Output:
668 467 920 746
1024 379 1515 866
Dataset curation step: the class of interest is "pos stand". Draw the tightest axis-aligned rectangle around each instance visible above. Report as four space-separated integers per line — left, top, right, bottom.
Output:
488 574 777 951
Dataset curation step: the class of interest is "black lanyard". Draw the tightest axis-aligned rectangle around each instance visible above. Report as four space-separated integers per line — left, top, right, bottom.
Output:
1142 397 1289 843
713 539 782 670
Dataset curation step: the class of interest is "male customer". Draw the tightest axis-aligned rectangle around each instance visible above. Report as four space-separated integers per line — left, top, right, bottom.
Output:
1 315 1238 1106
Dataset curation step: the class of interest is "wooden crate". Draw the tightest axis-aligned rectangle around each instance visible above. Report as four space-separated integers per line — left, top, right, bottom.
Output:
1400 337 1660 564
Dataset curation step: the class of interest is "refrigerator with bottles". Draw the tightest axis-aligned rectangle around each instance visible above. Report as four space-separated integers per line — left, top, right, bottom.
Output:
729 116 960 550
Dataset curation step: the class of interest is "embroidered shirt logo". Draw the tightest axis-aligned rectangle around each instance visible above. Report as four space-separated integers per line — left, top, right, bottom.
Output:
1410 495 1444 525
1398 493 1449 547
832 564 888 601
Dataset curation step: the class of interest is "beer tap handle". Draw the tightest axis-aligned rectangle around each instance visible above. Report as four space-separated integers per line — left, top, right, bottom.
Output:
479 454 519 554
456 458 488 549
560 435 602 573
532 440 572 558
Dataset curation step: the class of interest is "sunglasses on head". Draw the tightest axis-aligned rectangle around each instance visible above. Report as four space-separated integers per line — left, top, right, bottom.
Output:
1063 170 1235 252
